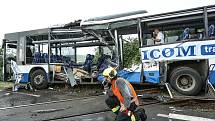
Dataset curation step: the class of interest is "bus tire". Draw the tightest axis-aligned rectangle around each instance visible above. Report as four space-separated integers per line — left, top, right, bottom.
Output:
169 67 203 96
30 69 48 90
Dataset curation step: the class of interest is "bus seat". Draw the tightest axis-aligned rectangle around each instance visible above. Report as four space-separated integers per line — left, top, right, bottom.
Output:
40 53 61 63
63 56 71 65
43 53 49 63
50 55 54 63
51 55 58 63
26 47 33 64
181 28 190 40
197 32 204 39
33 52 41 63
96 54 112 73
56 55 61 63
96 54 118 82
96 54 105 70
83 54 94 73
208 24 215 37
146 39 154 45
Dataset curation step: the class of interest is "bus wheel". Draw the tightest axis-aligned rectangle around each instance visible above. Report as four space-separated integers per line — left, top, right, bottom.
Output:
169 67 203 96
30 69 48 90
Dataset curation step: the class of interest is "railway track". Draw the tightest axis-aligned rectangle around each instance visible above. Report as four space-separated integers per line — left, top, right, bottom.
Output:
0 87 160 111
0 92 161 121
42 101 161 121
36 96 175 121
0 94 104 111
41 97 215 121
1 90 214 121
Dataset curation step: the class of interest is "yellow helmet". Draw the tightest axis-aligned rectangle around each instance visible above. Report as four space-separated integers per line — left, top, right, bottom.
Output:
102 67 117 79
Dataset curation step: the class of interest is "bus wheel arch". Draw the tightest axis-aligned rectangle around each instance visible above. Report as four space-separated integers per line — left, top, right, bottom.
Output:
169 66 203 96
29 67 48 90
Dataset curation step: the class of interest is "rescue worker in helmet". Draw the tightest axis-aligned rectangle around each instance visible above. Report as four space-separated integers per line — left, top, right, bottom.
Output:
103 67 147 121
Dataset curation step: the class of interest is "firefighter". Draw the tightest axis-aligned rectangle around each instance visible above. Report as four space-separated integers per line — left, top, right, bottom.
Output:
103 67 147 121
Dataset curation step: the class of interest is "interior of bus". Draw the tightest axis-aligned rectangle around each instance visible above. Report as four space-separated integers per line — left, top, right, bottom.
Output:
3 20 118 84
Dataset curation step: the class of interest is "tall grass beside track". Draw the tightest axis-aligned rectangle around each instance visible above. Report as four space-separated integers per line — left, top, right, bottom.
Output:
0 81 13 90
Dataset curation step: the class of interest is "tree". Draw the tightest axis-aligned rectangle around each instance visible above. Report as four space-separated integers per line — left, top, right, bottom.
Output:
93 37 141 69
123 37 140 68
0 49 3 81
93 47 100 65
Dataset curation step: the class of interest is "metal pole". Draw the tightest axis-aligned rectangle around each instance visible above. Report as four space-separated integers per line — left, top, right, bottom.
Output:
204 7 209 39
24 37 26 65
138 19 145 83
38 44 40 53
3 39 6 82
99 46 102 55
138 18 143 47
55 44 58 55
48 29 51 83
165 83 173 98
74 43 77 63
114 29 120 69
119 35 124 68
48 31 51 64
59 44 62 56
42 44 43 53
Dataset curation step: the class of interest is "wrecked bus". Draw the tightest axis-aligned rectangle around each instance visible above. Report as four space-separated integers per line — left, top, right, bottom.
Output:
81 5 215 96
3 5 215 96
2 21 117 90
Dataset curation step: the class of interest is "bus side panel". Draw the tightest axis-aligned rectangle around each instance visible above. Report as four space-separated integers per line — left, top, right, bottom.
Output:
20 73 29 83
144 63 160 84
118 63 160 84
118 70 142 83
144 71 160 83
209 71 215 84
17 65 49 83
209 59 215 85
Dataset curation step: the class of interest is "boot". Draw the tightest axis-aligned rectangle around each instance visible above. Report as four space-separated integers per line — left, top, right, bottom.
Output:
138 108 147 121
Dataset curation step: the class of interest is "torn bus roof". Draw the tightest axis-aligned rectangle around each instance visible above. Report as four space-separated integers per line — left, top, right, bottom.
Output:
81 5 215 32
81 10 147 26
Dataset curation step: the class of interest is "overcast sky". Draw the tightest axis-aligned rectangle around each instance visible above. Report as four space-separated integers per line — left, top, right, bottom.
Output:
0 0 214 46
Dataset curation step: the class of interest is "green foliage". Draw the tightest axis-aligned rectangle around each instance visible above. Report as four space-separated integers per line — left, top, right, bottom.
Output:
165 30 183 37
92 38 141 69
0 48 3 63
123 38 140 68
0 49 3 81
93 47 100 64
0 81 13 90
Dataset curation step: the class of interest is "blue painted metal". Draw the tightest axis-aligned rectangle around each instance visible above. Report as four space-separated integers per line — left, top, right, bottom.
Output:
144 71 160 83
209 70 215 85
118 70 160 84
19 73 29 83
19 73 48 83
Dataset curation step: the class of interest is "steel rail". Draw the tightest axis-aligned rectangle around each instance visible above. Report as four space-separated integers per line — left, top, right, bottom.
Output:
0 94 104 111
44 98 215 121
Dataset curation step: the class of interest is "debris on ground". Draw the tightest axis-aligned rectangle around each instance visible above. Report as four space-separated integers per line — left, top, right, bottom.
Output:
0 84 104 108
31 106 72 114
170 99 215 112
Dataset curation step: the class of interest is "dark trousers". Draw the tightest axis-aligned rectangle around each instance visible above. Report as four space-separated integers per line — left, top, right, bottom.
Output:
105 96 140 121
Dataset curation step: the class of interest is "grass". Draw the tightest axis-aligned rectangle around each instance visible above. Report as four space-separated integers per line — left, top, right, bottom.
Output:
0 81 13 90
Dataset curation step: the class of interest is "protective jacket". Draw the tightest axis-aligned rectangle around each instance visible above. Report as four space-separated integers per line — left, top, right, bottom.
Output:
111 77 137 108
